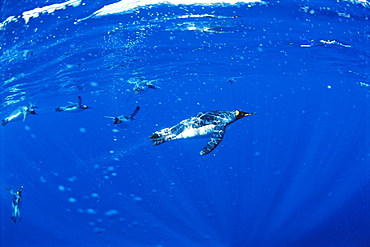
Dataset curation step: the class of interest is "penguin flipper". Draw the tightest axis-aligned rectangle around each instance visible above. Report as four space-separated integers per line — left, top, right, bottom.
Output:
103 116 115 119
129 106 140 120
77 96 83 107
22 111 27 121
200 125 226 155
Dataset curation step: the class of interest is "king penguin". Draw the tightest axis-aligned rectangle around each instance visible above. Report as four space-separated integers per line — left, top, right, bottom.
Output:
104 106 140 125
55 96 91 112
2 104 37 126
149 110 256 155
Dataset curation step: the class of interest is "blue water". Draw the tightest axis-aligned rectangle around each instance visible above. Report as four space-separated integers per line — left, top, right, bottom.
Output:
0 0 369 246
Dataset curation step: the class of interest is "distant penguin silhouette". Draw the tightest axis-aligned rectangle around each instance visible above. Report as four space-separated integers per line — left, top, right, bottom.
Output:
5 186 23 223
149 110 256 155
55 96 91 112
127 77 160 101
2 104 37 126
104 106 140 125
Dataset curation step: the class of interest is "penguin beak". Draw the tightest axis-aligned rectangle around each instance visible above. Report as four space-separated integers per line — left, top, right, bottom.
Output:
236 111 256 120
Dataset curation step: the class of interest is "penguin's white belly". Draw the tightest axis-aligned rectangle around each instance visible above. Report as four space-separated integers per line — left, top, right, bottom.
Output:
63 107 82 113
176 124 215 139
7 111 23 122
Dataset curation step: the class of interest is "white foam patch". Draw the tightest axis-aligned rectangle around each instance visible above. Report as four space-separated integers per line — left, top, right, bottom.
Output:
23 0 82 24
0 0 81 30
0 16 17 29
342 0 370 7
319 40 351 48
80 0 263 19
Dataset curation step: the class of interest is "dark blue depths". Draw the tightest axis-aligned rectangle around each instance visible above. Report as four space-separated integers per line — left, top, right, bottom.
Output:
0 1 369 246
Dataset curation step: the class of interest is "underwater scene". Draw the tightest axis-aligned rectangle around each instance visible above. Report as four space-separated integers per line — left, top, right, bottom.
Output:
0 0 369 246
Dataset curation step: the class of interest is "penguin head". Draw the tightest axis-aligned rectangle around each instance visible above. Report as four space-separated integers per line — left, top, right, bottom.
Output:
82 105 91 110
235 110 256 120
27 103 37 109
29 109 37 115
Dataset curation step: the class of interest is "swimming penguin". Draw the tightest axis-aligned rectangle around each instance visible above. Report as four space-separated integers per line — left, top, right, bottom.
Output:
127 77 160 101
55 96 91 112
104 106 140 124
149 110 256 155
5 186 23 223
1 103 37 126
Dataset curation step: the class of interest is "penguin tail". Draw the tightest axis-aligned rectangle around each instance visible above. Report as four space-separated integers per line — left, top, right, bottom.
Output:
2 119 8 126
55 108 63 112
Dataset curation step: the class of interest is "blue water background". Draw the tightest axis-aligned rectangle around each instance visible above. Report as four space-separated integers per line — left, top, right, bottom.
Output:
0 0 369 246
